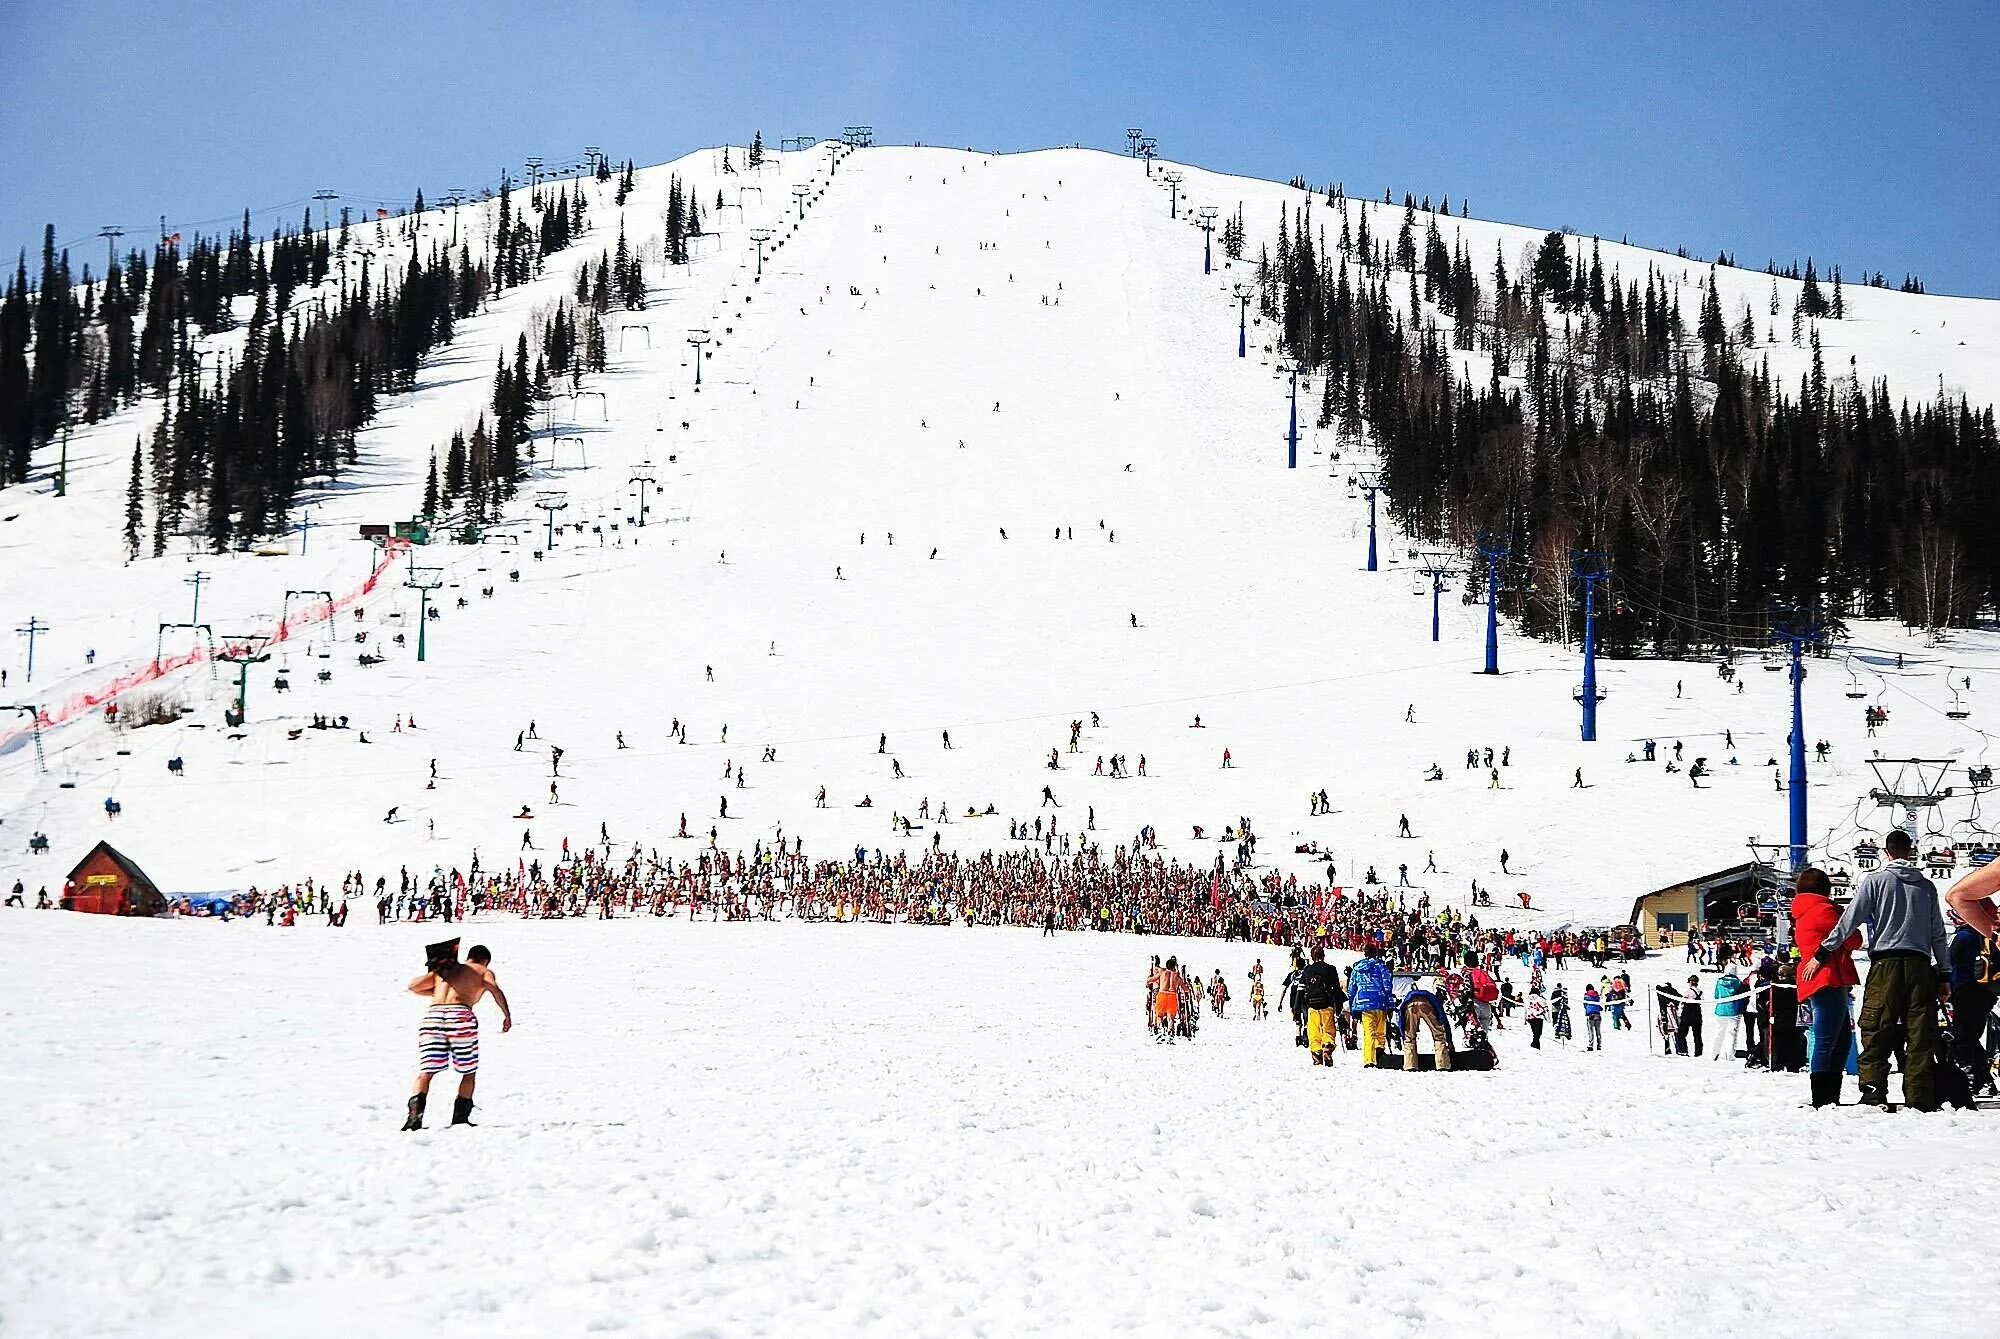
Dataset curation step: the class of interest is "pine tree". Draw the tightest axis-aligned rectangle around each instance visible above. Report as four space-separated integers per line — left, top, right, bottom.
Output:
749 131 764 167
1801 257 1826 317
422 449 440 520
445 428 466 499
124 437 144 561
467 416 491 519
1531 232 1570 307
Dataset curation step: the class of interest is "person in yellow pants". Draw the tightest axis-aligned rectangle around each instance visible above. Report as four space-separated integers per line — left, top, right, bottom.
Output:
1358 1008 1388 1066
1346 941 1396 1068
1296 946 1346 1066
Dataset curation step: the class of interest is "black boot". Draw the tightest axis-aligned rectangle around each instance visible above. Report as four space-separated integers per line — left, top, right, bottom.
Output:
1809 1071 1841 1108
1856 1083 1887 1106
401 1093 426 1131
451 1096 476 1126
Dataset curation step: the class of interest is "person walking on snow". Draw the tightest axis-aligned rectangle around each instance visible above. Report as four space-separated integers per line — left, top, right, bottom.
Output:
399 937 512 1130
1348 942 1394 1066
1803 829 1948 1108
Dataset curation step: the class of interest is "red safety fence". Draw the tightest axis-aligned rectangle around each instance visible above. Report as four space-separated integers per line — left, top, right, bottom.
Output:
0 539 409 750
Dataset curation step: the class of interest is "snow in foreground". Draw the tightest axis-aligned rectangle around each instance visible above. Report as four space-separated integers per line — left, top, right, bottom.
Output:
0 912 1988 1338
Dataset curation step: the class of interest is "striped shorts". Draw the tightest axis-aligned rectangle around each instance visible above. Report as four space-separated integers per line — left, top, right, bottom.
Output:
417 1005 479 1074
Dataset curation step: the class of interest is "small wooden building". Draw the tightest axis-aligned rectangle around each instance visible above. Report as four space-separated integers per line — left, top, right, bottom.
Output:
1628 862 1761 946
62 841 167 916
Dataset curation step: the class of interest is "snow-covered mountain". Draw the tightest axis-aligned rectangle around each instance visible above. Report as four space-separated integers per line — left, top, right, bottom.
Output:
3 141 1999 924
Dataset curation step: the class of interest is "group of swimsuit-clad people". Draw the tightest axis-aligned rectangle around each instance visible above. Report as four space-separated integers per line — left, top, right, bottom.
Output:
1145 956 1245 1040
400 842 1533 958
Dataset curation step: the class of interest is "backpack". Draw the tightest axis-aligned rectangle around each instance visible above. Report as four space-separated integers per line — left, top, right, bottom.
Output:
1471 969 1499 1004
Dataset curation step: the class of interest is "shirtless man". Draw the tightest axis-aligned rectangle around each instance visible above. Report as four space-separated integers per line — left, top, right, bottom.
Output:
401 938 513 1130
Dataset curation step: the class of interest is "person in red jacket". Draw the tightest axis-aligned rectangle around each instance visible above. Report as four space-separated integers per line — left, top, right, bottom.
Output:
1792 866 1861 1107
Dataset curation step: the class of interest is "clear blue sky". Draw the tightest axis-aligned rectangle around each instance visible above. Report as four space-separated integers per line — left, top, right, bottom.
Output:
3 0 1995 294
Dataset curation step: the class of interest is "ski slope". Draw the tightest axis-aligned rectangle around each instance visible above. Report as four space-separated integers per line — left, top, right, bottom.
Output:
4 144 1999 922
4 139 2000 1338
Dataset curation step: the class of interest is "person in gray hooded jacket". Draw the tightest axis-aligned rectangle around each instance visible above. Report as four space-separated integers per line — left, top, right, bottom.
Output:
1805 829 1950 1108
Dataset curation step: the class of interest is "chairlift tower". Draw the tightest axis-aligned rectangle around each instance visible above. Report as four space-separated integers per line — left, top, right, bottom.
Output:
791 183 811 220
534 491 569 553
1357 469 1382 572
1126 128 1145 158
628 461 658 527
1572 552 1612 741
281 589 335 634
1162 171 1183 219
1773 607 1826 870
14 617 47 684
1865 758 1956 848
686 329 711 391
185 569 210 624
748 227 773 278
215 639 272 720
1232 283 1252 358
2 704 46 774
1477 536 1508 674
1196 205 1218 275
525 157 544 190
1276 358 1299 469
153 622 217 677
97 226 124 270
1138 138 1158 176
1416 553 1455 643
404 566 444 663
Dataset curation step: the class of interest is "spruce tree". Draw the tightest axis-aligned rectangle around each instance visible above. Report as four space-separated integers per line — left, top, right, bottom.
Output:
422 449 440 519
124 437 145 561
1531 232 1570 306
445 428 466 499
1801 257 1826 317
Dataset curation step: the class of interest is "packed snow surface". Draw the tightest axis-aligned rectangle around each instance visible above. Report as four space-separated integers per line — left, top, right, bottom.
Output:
2 912 1993 1338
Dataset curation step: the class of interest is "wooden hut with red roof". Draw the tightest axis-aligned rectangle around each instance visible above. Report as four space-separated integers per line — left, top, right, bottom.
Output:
61 841 167 916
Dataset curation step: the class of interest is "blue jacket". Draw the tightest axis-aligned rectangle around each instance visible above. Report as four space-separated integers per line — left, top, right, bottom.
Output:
1348 957 1394 1013
1582 989 1602 1017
